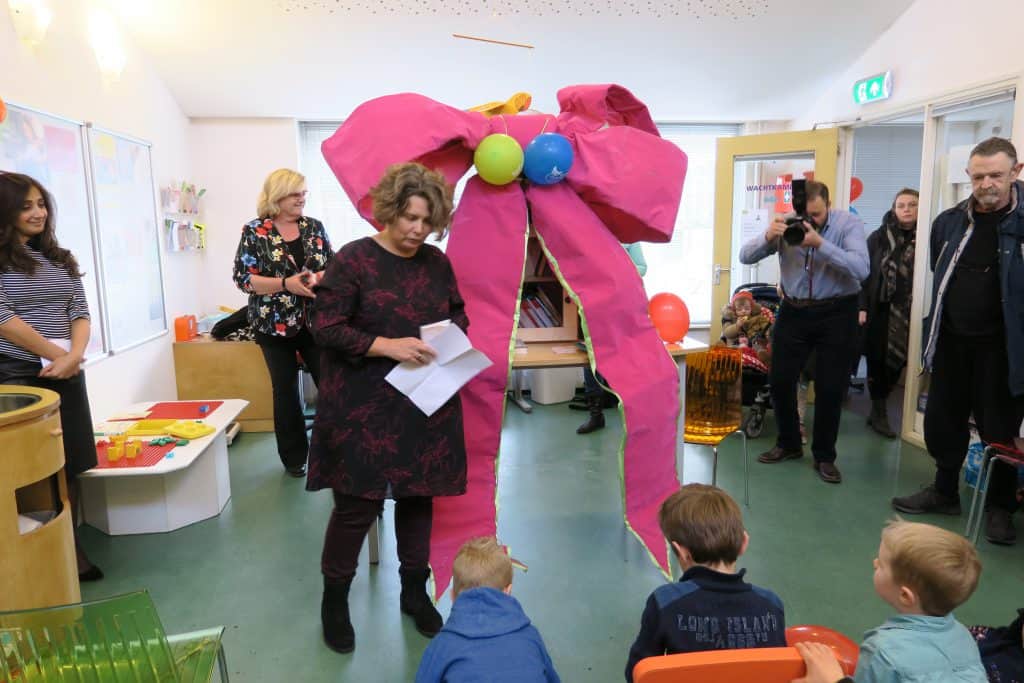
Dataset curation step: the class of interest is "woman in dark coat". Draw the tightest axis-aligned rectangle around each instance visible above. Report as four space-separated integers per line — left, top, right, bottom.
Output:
309 162 468 654
858 188 919 438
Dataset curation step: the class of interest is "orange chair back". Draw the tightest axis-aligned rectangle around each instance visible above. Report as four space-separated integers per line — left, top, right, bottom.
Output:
684 347 743 446
633 647 805 683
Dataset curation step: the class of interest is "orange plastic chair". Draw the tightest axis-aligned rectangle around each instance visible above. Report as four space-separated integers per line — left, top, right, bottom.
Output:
684 347 749 505
633 647 805 683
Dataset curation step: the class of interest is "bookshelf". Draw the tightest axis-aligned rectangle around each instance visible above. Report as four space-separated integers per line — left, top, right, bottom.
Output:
518 231 578 343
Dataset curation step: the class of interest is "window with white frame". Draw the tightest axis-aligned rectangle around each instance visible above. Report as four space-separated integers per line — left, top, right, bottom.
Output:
648 123 742 326
300 120 740 327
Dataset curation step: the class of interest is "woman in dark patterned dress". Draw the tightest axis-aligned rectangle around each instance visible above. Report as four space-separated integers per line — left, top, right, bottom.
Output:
232 169 332 476
309 163 468 653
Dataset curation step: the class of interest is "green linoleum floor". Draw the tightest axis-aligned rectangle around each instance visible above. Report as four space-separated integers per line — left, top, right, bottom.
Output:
79 401 1024 682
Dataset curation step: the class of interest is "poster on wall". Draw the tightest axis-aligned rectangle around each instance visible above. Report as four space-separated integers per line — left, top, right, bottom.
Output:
0 103 106 357
87 127 166 353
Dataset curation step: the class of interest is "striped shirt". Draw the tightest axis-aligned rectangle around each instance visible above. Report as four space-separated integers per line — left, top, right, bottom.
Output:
0 246 90 362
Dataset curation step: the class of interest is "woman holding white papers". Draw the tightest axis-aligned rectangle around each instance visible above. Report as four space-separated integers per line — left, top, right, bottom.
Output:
309 163 469 654
0 172 101 581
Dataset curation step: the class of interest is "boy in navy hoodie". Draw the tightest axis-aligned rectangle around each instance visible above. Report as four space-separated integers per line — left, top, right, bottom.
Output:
415 536 560 683
625 484 786 682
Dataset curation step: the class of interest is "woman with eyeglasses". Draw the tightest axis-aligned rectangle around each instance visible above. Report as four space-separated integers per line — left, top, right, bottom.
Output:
232 169 333 477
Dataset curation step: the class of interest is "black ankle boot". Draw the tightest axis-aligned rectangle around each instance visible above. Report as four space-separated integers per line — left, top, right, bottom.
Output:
322 577 355 653
399 568 443 637
576 396 605 434
868 399 897 438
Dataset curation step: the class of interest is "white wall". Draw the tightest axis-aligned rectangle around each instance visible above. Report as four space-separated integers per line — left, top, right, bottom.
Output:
798 0 1024 132
1 0 199 418
188 118 299 313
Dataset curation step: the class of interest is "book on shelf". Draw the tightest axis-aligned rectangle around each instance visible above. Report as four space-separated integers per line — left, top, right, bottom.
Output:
534 289 562 325
519 304 540 328
525 296 555 327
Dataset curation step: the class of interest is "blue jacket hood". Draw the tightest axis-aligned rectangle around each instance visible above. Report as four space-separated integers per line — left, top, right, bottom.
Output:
444 588 532 639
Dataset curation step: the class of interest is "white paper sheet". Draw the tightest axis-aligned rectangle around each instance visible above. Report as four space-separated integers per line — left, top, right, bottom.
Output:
40 338 71 369
385 321 492 416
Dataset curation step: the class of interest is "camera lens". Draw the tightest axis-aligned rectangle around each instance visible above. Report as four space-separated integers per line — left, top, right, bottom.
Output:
782 224 806 246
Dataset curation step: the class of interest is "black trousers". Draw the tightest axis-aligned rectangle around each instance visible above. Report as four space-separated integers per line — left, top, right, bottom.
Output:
769 296 859 462
321 494 433 581
255 328 321 469
864 304 904 401
926 332 1024 511
0 355 97 476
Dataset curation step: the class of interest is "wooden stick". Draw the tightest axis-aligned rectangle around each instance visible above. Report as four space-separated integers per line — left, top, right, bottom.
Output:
452 33 534 49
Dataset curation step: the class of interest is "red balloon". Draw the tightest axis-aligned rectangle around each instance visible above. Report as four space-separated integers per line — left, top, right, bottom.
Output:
648 293 690 343
786 625 860 675
850 177 864 203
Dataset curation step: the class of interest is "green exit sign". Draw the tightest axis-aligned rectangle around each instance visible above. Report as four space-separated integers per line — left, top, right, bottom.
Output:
853 71 893 105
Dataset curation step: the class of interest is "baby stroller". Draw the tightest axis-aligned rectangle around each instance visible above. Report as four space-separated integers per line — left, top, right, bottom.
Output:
719 283 780 438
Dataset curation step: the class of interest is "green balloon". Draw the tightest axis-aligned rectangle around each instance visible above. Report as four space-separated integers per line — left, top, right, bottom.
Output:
474 134 524 185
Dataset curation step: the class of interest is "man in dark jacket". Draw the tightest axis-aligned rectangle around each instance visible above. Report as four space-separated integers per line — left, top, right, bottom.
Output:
892 137 1024 545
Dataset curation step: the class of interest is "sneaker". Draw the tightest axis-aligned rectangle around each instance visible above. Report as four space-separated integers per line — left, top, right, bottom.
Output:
891 485 961 515
984 508 1018 545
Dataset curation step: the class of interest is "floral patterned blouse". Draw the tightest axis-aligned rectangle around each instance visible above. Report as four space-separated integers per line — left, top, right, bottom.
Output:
232 216 333 337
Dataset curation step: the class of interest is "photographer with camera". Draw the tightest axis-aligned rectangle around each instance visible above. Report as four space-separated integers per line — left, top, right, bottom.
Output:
739 180 869 484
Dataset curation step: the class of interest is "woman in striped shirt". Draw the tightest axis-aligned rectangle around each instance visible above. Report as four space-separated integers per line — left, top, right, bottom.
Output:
0 172 101 581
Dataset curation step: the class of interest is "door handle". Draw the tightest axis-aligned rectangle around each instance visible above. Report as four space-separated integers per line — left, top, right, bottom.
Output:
713 264 732 286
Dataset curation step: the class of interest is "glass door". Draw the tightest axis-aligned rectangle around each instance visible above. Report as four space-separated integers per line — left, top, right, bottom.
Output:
712 129 839 340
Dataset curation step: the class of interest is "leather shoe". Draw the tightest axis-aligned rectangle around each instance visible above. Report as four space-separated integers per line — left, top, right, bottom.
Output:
286 465 307 478
757 446 803 464
814 461 842 484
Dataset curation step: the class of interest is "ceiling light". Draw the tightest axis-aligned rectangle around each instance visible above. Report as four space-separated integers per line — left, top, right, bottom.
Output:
7 0 52 47
88 8 126 83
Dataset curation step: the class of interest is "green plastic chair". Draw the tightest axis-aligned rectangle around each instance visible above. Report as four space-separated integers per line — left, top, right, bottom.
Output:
0 590 227 682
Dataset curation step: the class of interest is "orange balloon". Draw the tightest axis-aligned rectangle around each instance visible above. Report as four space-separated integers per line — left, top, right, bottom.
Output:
0 97 6 124
786 625 860 675
648 292 690 343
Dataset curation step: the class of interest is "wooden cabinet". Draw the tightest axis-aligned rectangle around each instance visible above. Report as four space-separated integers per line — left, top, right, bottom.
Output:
172 337 273 432
0 386 79 611
517 233 578 343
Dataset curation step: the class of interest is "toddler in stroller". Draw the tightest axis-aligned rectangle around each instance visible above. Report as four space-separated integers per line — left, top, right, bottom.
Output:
720 284 780 437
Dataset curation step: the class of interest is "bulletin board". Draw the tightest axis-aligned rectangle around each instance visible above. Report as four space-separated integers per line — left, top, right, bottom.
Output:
0 102 105 357
87 126 166 352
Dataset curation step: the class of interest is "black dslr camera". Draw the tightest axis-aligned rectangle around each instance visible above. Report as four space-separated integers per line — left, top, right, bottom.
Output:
782 179 812 246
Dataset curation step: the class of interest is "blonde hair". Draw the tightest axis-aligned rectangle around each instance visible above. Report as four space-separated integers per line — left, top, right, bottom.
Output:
882 520 981 616
257 168 306 219
658 484 745 565
369 162 453 240
452 537 513 598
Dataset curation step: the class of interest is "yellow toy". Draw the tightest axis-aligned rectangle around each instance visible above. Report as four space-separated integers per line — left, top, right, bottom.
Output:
166 421 215 440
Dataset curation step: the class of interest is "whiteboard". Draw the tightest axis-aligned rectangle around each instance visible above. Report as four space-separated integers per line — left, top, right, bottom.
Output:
0 103 105 357
87 127 166 352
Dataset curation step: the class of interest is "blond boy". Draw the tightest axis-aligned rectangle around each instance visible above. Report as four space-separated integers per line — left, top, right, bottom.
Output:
626 484 786 682
795 520 986 683
415 537 560 683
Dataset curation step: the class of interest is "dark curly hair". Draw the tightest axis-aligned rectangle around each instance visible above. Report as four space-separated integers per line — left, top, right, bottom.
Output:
369 162 454 240
0 172 82 277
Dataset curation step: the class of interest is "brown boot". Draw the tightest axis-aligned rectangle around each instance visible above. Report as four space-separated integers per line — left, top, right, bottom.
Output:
867 399 897 438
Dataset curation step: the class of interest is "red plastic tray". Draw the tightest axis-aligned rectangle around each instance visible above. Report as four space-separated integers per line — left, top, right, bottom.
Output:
142 401 223 420
94 441 177 469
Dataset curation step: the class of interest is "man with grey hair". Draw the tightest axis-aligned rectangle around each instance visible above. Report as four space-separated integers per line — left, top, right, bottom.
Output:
892 137 1024 545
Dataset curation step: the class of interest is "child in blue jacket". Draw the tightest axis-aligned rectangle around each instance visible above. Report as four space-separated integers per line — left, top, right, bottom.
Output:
415 537 560 683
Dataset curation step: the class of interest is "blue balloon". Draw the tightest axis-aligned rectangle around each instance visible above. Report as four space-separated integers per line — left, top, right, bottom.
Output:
523 133 574 185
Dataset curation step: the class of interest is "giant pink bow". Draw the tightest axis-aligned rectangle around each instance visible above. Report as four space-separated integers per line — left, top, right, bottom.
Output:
322 84 688 598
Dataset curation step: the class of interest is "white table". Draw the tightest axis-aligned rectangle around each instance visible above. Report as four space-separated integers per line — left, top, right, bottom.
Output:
79 399 247 535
